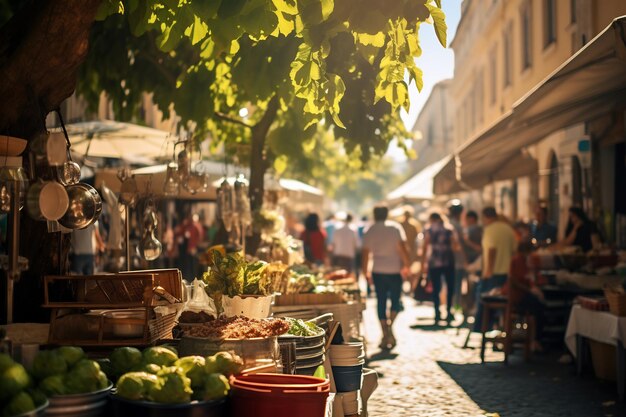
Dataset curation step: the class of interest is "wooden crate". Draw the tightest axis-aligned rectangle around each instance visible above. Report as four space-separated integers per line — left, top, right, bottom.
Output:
274 292 344 306
43 271 183 347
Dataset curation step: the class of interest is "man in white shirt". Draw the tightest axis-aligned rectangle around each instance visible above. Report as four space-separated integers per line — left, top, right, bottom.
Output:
362 205 410 350
331 213 359 273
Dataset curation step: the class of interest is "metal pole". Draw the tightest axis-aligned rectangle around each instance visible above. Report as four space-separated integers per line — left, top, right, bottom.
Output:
6 180 21 324
125 205 131 271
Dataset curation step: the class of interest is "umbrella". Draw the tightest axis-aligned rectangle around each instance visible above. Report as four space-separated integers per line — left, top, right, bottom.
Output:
66 120 175 162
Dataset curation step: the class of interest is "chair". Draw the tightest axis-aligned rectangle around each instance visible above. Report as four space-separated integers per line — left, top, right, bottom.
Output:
480 294 536 364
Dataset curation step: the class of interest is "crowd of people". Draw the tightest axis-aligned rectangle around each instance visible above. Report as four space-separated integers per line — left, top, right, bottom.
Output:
303 201 602 352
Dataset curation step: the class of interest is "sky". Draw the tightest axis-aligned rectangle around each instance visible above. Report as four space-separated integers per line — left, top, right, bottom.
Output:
388 0 462 160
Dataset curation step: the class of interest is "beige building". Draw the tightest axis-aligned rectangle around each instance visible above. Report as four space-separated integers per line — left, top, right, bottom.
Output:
410 80 455 173
442 0 626 240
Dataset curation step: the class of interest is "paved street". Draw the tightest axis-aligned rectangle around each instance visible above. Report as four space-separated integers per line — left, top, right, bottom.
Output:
362 296 625 417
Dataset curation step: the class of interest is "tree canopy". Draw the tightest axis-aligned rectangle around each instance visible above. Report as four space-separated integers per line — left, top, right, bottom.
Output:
80 0 446 183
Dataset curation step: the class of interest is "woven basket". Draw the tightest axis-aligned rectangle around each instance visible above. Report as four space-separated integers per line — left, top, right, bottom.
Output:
604 286 626 317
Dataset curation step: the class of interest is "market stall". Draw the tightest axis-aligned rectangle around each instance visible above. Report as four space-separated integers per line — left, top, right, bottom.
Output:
531 246 626 399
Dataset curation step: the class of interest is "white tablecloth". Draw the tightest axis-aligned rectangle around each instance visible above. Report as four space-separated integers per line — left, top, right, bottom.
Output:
565 305 626 357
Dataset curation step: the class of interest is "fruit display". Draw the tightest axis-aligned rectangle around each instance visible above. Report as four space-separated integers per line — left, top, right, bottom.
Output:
0 353 47 417
113 346 242 404
31 347 110 396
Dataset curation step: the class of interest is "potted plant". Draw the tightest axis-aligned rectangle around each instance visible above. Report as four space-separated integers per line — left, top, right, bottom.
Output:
202 251 275 318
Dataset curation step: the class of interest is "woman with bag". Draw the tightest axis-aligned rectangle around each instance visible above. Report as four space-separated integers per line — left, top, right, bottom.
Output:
420 212 460 325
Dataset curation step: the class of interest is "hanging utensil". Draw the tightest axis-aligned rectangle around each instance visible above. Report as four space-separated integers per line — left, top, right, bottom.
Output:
138 199 162 261
117 168 138 207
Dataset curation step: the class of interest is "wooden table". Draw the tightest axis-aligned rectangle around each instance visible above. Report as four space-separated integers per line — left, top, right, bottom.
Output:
565 305 626 400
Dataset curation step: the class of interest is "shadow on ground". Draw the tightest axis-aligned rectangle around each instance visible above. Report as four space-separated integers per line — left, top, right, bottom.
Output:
438 354 626 417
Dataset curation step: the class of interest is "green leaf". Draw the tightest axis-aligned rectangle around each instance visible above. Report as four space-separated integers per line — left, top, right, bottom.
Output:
127 0 152 36
95 0 123 21
331 111 345 129
240 2 278 38
188 15 209 45
158 21 184 52
272 0 298 15
217 0 247 19
273 155 288 174
299 0 334 26
426 4 447 47
275 11 296 35
356 32 385 47
190 0 221 20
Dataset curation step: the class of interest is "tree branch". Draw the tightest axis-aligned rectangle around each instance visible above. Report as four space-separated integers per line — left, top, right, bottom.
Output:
214 111 253 129
0 0 102 139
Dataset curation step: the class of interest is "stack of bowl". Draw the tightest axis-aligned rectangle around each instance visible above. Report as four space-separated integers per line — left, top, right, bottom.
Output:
294 332 325 375
329 342 364 392
279 331 326 375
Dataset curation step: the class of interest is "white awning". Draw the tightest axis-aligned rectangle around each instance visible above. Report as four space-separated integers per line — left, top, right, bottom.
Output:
434 15 626 195
67 120 175 162
386 157 449 205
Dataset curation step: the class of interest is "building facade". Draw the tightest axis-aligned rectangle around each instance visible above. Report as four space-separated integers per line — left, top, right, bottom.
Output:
448 0 626 239
410 80 455 173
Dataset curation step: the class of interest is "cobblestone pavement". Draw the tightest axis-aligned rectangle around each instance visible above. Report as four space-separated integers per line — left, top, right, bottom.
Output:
362 296 625 417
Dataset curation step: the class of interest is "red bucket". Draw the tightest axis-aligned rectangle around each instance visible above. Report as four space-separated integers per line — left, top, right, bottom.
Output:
230 373 330 417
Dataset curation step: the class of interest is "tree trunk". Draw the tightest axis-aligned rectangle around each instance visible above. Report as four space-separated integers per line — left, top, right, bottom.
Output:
246 95 279 254
0 0 102 323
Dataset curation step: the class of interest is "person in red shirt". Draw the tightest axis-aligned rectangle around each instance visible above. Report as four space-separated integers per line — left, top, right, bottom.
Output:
300 213 327 265
502 241 546 351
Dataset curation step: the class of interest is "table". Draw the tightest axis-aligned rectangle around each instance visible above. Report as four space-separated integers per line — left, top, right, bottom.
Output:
565 305 626 400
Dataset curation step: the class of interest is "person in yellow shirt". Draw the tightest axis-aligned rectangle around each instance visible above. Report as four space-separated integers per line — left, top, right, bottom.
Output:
473 206 517 332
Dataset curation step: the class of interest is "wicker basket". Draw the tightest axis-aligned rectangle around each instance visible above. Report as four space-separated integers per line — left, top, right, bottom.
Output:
604 286 626 316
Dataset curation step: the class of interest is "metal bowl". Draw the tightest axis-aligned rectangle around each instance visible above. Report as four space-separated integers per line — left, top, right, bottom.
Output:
110 395 228 417
58 183 102 230
46 382 112 417
14 399 48 417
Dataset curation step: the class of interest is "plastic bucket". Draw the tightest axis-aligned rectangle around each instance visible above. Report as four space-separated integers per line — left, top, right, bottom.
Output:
230 374 330 417
332 364 363 392
110 395 228 417
231 373 329 392
222 295 273 318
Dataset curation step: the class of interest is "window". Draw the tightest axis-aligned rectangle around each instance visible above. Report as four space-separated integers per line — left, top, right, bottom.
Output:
571 156 583 208
477 70 484 124
570 0 577 24
427 122 434 145
503 24 512 87
490 45 497 104
544 0 557 48
521 3 532 70
548 153 560 227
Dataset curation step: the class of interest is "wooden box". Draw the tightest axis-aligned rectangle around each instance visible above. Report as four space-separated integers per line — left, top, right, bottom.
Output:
43 271 183 346
274 292 344 306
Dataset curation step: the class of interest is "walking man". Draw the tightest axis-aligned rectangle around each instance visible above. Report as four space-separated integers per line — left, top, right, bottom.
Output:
331 212 359 274
362 205 411 350
473 207 517 332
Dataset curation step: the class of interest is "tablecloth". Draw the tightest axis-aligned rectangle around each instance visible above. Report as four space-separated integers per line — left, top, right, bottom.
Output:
565 305 626 356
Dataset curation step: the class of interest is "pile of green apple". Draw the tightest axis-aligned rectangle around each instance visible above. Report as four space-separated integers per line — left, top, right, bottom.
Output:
105 346 243 404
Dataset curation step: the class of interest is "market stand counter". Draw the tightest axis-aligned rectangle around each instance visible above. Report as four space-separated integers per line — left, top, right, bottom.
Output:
565 304 626 400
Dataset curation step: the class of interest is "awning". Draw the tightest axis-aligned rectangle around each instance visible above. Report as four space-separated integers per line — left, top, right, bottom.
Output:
67 120 175 162
434 15 626 195
386 157 449 205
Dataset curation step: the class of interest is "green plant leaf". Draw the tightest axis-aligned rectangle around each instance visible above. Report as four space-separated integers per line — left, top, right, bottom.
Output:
426 3 447 47
272 0 298 15
95 0 124 21
273 155 288 174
